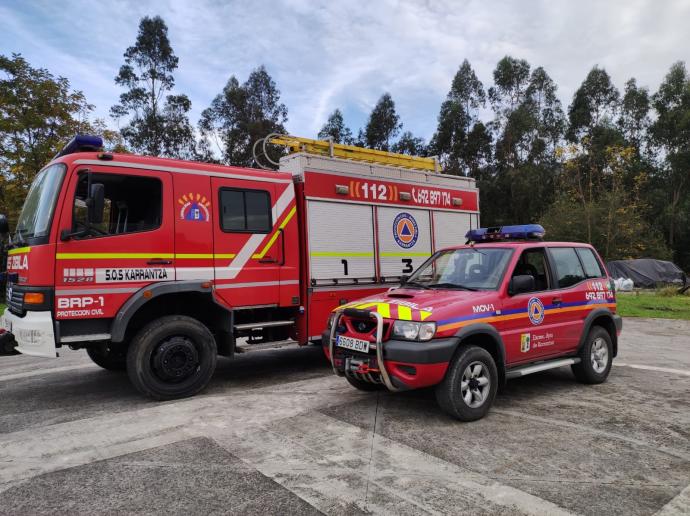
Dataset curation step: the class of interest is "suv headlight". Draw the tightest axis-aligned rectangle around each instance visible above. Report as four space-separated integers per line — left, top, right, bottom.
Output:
392 320 436 341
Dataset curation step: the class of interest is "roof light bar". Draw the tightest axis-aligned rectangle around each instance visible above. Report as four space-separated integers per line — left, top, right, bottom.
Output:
54 135 104 159
465 224 545 242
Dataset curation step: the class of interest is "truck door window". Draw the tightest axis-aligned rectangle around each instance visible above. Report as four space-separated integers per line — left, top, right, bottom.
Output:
220 188 271 233
72 173 162 237
550 247 586 288
511 248 550 292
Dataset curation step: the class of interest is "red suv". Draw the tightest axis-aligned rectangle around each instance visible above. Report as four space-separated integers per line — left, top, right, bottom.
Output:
323 225 622 421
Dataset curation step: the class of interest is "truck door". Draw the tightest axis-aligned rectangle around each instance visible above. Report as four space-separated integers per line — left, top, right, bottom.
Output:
211 178 296 308
55 167 174 323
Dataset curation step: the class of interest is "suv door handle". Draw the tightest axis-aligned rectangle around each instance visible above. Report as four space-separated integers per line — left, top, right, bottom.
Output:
552 297 562 305
147 259 172 265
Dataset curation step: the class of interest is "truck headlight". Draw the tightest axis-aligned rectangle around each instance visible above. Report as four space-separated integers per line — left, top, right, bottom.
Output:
392 320 436 341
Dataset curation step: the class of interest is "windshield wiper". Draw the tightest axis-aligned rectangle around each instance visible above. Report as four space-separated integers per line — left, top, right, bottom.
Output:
431 282 478 291
404 280 430 289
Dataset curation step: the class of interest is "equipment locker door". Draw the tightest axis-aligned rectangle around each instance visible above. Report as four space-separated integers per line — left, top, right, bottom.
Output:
377 207 432 280
211 178 281 308
433 211 473 250
307 200 376 284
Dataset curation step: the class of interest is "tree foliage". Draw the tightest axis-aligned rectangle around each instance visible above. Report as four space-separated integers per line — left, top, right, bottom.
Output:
0 53 93 224
361 93 401 151
199 66 288 168
318 109 353 144
110 16 196 159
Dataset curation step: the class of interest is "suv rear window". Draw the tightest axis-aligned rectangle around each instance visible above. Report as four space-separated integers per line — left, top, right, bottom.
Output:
576 248 604 278
550 247 586 288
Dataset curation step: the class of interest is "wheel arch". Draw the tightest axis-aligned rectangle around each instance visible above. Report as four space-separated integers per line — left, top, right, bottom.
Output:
578 308 618 357
110 281 233 355
454 323 507 385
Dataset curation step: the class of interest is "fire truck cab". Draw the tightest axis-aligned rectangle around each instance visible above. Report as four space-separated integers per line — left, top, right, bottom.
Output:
0 135 479 399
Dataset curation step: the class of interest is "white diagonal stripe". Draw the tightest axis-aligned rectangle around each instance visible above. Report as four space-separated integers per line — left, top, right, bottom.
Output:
224 186 295 280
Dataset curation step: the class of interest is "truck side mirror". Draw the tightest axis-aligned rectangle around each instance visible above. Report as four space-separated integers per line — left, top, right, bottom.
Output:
509 274 535 295
0 214 8 235
86 183 105 224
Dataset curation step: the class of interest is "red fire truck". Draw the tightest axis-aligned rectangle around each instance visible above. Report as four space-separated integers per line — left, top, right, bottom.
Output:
0 135 479 399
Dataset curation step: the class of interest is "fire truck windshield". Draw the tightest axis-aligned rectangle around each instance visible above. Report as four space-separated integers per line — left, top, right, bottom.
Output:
407 247 513 290
14 163 66 243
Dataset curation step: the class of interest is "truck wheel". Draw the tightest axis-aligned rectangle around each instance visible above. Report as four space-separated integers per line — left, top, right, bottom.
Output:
571 326 612 384
86 343 127 371
435 345 497 422
346 375 384 391
126 316 217 400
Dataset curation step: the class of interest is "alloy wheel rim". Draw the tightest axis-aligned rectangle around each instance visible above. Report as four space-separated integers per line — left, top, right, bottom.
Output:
591 337 609 374
460 361 490 408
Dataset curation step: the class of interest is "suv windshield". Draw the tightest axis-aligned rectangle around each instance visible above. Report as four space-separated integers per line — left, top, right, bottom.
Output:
14 163 66 243
407 247 513 290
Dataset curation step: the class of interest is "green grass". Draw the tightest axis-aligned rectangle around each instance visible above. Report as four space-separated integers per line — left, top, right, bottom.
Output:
616 291 690 320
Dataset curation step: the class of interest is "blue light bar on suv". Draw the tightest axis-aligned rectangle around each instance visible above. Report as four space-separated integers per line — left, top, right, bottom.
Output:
54 135 104 159
465 224 545 242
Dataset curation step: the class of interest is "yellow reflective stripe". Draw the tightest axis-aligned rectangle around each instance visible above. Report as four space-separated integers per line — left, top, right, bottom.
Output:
380 252 431 257
419 310 432 321
56 253 176 259
310 251 375 257
252 206 297 259
376 303 391 318
56 252 237 260
8 247 31 255
397 305 412 320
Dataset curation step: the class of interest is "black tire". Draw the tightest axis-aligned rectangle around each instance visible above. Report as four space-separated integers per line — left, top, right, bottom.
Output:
435 345 498 422
126 315 217 400
571 326 612 384
86 343 128 371
346 375 384 391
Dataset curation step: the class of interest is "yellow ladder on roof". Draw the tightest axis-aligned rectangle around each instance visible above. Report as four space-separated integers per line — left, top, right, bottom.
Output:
265 134 440 172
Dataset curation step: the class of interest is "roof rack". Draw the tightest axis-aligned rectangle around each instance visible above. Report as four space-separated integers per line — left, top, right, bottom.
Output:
253 133 440 172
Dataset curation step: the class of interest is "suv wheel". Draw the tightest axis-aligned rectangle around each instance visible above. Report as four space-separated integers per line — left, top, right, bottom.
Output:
572 326 613 384
86 343 128 371
435 345 498 421
127 316 217 400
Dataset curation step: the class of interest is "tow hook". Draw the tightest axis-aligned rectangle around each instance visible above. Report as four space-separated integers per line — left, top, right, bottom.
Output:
0 329 18 355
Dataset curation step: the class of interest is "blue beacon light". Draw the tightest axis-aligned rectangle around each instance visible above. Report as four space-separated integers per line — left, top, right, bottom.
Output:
465 224 546 242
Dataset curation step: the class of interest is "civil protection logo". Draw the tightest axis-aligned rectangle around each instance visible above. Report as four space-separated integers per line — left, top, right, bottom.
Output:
527 297 545 325
178 193 210 222
393 212 418 249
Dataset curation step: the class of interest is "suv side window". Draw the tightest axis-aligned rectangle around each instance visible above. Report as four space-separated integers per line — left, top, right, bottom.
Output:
511 247 550 292
220 188 271 233
73 173 162 237
576 248 604 278
550 247 586 288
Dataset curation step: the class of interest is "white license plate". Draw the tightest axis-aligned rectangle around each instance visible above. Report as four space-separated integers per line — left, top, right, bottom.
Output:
336 335 370 353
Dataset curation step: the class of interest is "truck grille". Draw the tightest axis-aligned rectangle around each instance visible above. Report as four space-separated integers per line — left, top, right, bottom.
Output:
7 284 25 316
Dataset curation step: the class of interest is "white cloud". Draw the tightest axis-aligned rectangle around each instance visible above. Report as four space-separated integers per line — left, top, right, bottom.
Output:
1 0 689 142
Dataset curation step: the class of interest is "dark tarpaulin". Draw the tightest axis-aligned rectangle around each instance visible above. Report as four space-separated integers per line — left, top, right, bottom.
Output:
606 259 687 289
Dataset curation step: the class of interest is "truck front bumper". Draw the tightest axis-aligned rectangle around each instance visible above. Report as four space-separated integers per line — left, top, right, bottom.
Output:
0 310 57 358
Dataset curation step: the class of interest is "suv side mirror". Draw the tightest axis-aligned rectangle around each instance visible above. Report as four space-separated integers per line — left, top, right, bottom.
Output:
0 214 8 235
86 183 105 224
400 275 409 285
509 274 535 295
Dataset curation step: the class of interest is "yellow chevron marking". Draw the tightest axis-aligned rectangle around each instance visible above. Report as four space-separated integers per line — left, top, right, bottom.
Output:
420 310 432 321
397 305 412 321
252 206 297 259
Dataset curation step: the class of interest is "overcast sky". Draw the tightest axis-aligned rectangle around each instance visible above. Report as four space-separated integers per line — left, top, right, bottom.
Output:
2 0 689 141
